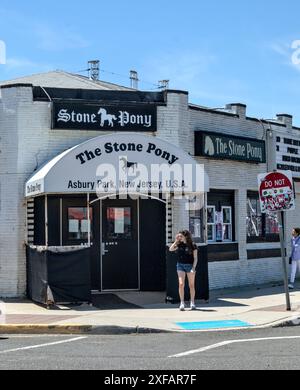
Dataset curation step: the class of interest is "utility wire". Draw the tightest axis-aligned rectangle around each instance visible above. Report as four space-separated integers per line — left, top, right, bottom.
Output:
76 67 165 90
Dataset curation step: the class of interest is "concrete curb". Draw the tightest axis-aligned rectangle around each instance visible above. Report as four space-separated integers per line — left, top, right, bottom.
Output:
0 325 93 335
2 314 300 335
0 324 170 335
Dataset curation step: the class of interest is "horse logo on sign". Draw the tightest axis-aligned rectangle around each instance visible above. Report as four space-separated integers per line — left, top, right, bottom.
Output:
120 157 138 174
204 136 215 156
98 108 117 127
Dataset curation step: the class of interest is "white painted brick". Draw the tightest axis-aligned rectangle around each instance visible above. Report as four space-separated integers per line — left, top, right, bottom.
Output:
0 85 299 296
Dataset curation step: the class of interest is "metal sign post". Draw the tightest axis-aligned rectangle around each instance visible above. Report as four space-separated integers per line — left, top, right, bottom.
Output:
258 170 295 312
277 211 291 311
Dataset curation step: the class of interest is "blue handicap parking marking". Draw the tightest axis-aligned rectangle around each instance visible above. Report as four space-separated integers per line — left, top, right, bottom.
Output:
176 320 252 330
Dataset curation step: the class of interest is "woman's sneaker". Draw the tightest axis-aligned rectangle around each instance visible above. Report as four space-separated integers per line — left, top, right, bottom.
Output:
179 303 185 311
289 284 294 290
190 302 197 311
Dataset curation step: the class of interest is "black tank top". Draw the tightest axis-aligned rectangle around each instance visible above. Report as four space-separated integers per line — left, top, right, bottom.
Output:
177 243 198 265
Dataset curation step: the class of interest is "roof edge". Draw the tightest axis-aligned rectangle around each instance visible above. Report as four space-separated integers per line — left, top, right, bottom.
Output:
1 83 33 89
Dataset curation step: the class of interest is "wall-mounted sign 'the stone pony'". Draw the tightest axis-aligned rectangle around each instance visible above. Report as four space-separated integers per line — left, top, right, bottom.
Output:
52 102 157 132
195 131 266 164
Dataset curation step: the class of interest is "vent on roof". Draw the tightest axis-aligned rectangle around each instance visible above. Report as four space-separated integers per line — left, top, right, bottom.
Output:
88 60 100 81
130 70 139 89
158 80 170 90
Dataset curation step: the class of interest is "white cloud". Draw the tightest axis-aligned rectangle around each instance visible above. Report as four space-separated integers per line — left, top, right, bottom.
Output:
5 57 54 73
6 58 38 68
35 24 91 51
144 50 217 89
140 50 248 104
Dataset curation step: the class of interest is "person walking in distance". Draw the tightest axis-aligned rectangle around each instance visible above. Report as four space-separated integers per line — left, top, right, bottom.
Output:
289 228 300 290
169 230 198 311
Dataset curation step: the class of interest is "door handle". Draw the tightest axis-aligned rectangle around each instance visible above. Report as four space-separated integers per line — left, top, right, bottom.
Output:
102 243 109 256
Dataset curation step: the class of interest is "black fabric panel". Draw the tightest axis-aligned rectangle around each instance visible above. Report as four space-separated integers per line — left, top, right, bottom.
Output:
247 249 281 260
208 243 239 262
139 199 166 291
34 197 45 246
33 87 165 104
166 246 209 303
26 246 92 304
47 248 92 303
26 246 48 304
48 197 61 246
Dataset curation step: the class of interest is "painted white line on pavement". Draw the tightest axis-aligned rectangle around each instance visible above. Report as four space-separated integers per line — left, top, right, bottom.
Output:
0 337 87 355
169 336 300 358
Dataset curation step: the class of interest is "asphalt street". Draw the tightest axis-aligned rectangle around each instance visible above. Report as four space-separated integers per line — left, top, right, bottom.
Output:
1 327 300 370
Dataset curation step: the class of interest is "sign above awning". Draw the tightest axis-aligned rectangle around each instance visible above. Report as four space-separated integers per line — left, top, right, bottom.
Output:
25 134 209 198
52 102 157 132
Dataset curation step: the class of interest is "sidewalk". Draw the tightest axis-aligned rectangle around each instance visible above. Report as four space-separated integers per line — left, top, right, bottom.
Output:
1 282 300 334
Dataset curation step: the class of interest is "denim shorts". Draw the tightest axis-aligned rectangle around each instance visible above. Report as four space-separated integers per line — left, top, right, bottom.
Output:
177 263 194 273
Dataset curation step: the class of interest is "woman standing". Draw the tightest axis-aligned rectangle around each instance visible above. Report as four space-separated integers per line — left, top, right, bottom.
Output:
169 230 198 311
289 228 300 290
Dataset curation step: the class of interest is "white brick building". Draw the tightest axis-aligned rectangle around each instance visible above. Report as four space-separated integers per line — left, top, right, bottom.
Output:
0 70 298 298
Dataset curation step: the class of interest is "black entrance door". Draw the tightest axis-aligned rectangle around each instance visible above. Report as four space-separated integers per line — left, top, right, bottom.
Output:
101 200 139 291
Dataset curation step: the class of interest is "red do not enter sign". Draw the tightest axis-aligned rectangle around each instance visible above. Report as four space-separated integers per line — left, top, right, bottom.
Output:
258 171 295 213
259 172 293 195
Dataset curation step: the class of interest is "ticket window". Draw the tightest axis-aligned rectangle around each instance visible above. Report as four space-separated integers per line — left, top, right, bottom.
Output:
63 201 93 246
68 207 93 242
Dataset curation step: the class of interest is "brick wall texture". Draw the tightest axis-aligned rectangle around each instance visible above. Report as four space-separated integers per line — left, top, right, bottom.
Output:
0 86 298 296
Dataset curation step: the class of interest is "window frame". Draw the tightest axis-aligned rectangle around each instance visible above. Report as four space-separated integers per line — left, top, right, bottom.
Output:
222 206 233 242
105 206 133 241
62 198 94 246
247 191 280 243
188 197 206 244
207 205 233 243
207 206 216 242
67 206 93 243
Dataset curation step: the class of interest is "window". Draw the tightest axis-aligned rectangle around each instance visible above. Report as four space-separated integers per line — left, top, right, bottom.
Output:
247 192 279 242
207 190 235 243
222 207 232 242
247 197 262 238
287 148 299 155
68 207 93 241
206 205 233 243
207 206 216 242
106 207 132 240
189 197 205 244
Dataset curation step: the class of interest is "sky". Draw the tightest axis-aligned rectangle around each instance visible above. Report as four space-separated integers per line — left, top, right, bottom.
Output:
0 0 300 124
